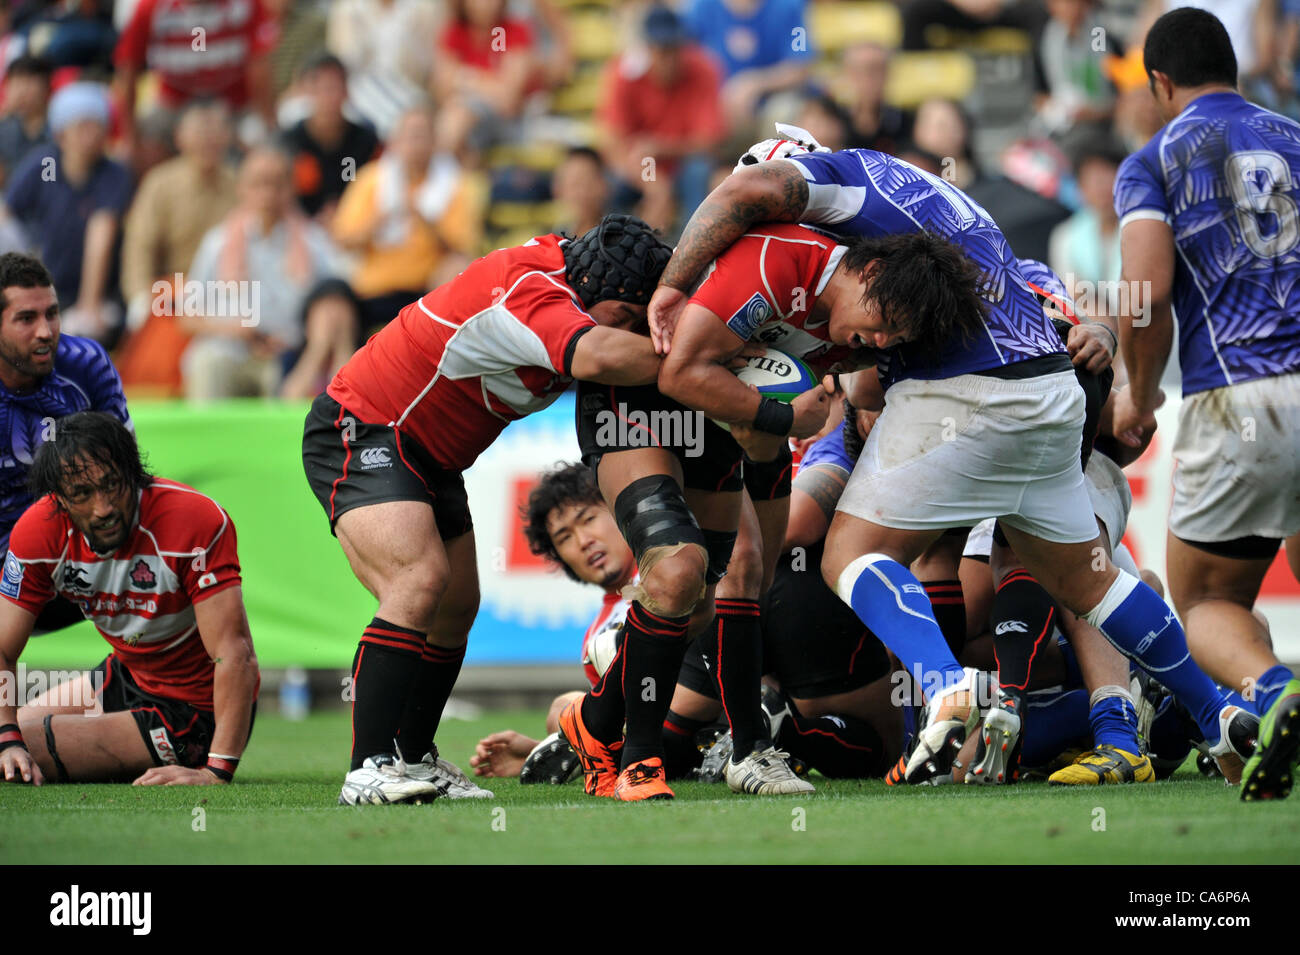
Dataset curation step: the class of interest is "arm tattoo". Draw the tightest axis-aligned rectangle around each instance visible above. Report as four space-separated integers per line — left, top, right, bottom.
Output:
792 465 848 521
660 163 810 292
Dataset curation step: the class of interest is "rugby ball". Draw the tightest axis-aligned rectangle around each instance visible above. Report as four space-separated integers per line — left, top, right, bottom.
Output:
734 347 818 401
712 347 818 432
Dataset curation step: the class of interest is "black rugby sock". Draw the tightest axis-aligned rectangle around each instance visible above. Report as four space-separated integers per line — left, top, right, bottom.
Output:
619 603 690 767
923 579 967 657
992 570 1057 693
349 618 425 771
579 633 628 743
713 598 768 760
662 710 711 778
395 642 465 763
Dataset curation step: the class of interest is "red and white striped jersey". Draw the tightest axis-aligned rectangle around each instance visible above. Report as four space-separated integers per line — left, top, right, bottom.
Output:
114 0 280 109
328 235 597 470
580 587 631 688
689 223 857 373
2 479 242 708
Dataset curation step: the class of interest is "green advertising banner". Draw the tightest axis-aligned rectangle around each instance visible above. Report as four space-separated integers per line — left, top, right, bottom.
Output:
18 395 600 672
21 401 376 669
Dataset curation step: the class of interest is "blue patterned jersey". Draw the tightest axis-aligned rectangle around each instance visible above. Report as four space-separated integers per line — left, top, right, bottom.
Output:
786 149 1065 388
1114 91 1300 394
0 334 131 553
1017 258 1078 317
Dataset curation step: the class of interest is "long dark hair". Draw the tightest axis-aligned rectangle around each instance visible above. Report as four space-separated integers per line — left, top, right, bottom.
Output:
29 412 151 500
840 230 988 352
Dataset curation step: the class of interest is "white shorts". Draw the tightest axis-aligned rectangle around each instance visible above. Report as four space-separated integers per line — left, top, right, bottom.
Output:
1084 452 1131 554
962 454 1130 559
838 370 1099 544
964 518 996 559
1170 372 1300 543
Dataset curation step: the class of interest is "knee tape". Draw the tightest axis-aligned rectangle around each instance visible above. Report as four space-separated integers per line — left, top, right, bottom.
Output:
614 476 709 614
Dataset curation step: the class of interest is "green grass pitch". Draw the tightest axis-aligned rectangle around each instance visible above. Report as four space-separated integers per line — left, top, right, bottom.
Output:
2 709 1297 865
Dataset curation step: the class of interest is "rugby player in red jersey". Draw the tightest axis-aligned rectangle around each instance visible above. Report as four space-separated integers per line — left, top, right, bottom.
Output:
559 224 949 800
301 214 672 806
0 412 259 786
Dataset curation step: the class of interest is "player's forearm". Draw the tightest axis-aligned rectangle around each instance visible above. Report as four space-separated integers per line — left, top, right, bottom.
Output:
1119 297 1173 411
569 329 661 386
659 163 809 293
659 356 761 427
207 635 258 761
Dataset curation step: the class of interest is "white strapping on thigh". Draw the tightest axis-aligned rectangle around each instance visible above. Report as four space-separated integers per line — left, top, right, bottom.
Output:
1082 569 1141 630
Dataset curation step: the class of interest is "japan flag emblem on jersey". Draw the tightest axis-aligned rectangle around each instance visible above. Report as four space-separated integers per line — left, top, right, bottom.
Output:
130 559 157 590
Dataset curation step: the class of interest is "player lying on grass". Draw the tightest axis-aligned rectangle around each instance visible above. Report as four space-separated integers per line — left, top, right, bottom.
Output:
648 134 1254 789
483 460 819 788
302 214 673 806
0 412 258 785
0 252 134 632
472 460 903 783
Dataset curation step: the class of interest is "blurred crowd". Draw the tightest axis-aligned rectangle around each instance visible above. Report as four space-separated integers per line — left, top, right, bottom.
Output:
0 0 1297 401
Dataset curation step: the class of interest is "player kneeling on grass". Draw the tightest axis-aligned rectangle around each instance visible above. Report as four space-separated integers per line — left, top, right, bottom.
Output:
302 214 671 806
0 412 258 785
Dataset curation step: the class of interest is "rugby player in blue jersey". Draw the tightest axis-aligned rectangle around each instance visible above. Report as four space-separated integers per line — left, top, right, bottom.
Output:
648 135 1256 787
1111 7 1300 800
0 252 132 630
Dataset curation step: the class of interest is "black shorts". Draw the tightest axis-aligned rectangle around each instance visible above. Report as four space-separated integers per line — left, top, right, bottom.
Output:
677 629 720 699
762 542 890 699
33 596 86 632
744 444 793 502
94 654 218 769
576 381 745 493
302 392 473 540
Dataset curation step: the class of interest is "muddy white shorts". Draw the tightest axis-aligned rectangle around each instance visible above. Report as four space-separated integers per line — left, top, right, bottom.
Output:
1170 372 1300 543
1084 451 1131 554
837 370 1099 544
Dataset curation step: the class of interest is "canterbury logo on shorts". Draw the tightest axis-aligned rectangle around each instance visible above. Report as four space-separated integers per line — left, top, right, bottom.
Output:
358 447 393 470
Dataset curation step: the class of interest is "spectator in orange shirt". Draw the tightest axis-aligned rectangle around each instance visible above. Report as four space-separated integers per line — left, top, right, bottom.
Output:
597 5 726 234
332 104 482 336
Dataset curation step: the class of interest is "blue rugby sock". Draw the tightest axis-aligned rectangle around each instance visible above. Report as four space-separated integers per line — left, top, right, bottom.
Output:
835 554 965 698
1084 572 1228 745
1088 686 1141 753
1020 689 1090 767
1254 665 1296 716
1223 688 1256 717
